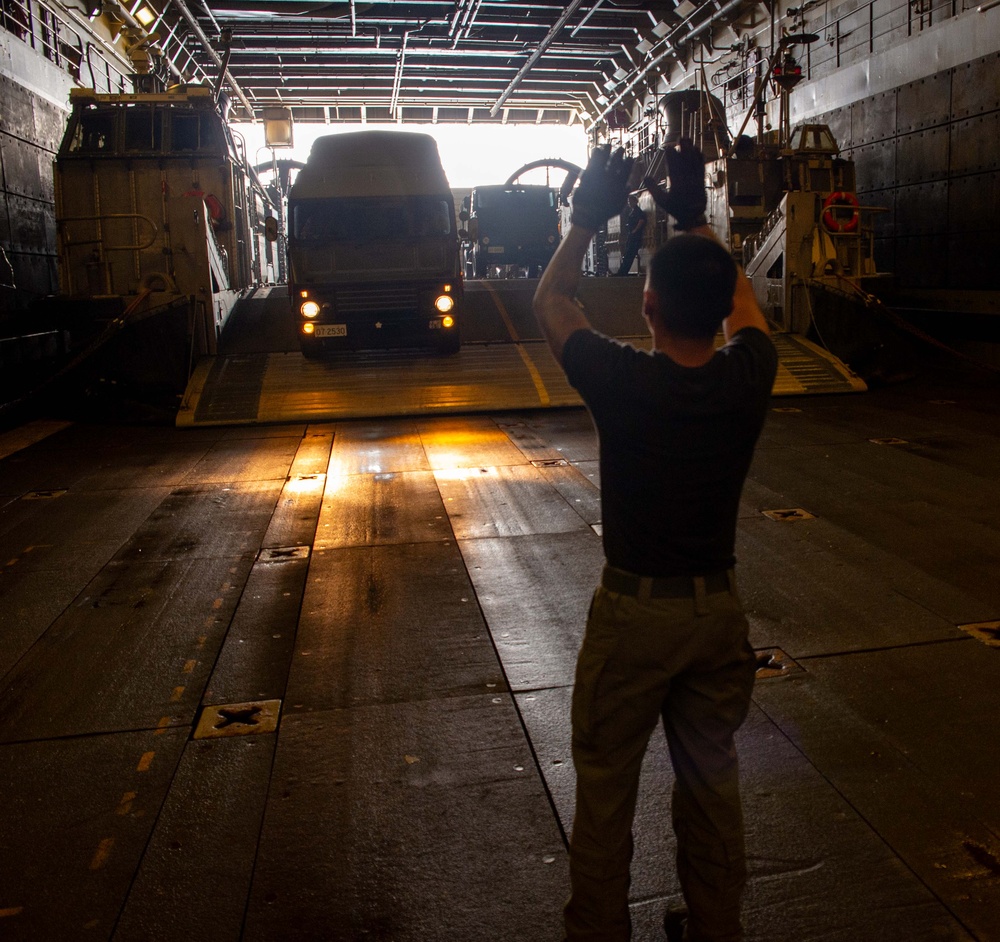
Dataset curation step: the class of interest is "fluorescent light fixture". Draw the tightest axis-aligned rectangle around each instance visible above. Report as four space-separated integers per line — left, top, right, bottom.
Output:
674 0 696 17
596 94 610 105
613 67 629 81
651 19 670 37
635 38 654 54
133 3 156 25
604 78 619 90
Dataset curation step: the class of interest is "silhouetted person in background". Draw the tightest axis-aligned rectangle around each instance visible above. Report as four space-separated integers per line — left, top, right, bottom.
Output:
615 193 647 275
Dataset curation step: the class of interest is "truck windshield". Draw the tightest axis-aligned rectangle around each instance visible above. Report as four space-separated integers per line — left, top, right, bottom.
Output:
290 196 453 242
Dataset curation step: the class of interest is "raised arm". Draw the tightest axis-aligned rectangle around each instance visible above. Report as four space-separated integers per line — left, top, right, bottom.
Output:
533 145 635 365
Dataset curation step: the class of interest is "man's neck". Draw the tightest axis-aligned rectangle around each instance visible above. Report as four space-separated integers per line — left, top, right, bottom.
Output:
652 331 716 368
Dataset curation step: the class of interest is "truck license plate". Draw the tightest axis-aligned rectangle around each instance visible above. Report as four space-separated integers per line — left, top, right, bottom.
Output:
315 324 348 337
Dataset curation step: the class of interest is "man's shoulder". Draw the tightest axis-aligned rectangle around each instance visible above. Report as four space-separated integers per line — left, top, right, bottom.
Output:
718 327 779 387
563 328 647 386
725 326 777 359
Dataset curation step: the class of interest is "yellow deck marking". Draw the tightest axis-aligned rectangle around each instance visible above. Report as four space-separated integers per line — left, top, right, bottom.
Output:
116 791 137 815
0 907 24 918
203 617 216 628
89 838 114 870
212 598 223 610
136 751 155 772
170 686 186 702
483 282 551 406
155 717 171 734
0 420 72 460
182 659 197 674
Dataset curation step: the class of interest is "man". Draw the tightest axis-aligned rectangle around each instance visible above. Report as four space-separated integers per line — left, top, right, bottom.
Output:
615 193 647 276
532 141 777 942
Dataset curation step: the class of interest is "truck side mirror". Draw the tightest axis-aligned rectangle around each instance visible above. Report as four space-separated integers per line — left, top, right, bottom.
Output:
264 216 279 242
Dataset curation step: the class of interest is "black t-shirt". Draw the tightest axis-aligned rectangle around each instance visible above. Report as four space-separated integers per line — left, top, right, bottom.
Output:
562 326 778 577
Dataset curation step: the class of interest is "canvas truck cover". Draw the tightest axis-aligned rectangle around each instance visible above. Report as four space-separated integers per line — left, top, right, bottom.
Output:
291 131 451 199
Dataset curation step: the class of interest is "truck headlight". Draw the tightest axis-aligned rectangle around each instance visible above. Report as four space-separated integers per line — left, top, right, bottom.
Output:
434 294 455 314
300 300 320 318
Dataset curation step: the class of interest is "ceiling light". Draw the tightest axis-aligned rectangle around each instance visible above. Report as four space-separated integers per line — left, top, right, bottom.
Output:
635 38 654 54
651 20 670 37
596 94 609 105
133 3 156 26
612 67 629 81
604 78 618 90
674 0 696 17
263 107 294 147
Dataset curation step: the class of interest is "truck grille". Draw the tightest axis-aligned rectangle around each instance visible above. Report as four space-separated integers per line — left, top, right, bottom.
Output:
335 283 420 315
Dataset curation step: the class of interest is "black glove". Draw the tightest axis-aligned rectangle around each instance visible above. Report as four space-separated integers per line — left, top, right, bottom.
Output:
570 145 635 231
643 138 707 231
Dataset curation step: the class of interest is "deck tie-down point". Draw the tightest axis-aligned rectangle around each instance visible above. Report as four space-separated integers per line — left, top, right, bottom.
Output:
258 546 311 562
754 648 803 679
958 621 1000 647
762 508 815 521
194 699 282 739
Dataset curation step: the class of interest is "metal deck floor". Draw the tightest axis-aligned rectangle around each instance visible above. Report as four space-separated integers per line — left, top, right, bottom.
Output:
2 366 998 941
177 284 864 427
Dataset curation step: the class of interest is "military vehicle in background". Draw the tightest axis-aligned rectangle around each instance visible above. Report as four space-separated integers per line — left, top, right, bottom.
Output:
47 80 276 398
458 159 581 279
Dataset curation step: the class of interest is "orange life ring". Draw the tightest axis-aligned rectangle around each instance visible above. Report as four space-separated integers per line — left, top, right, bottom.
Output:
822 191 859 233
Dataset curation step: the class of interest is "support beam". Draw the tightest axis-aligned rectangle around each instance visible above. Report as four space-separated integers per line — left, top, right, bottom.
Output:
490 0 587 116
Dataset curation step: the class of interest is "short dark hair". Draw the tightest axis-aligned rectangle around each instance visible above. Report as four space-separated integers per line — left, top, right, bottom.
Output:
646 234 738 339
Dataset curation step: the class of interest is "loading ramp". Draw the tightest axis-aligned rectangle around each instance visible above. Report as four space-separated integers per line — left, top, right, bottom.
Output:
177 282 864 428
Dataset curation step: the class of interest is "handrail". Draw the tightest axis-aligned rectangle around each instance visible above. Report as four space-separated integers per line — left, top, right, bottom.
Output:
60 213 158 250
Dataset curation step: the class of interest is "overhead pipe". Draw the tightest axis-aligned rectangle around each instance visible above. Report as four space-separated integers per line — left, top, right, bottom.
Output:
459 0 484 40
569 0 608 37
389 21 429 118
489 0 588 116
586 0 746 130
170 0 256 117
197 0 222 38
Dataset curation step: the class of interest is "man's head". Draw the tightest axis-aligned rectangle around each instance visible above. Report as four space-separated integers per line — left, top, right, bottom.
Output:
643 234 737 340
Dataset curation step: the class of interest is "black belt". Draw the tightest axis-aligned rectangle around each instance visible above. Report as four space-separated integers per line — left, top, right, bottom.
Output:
601 566 732 599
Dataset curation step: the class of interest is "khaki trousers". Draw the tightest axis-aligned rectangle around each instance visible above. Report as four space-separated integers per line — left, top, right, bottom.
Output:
564 571 756 942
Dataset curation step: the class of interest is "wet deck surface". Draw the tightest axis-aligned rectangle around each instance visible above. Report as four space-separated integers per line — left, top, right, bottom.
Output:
1 365 999 941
